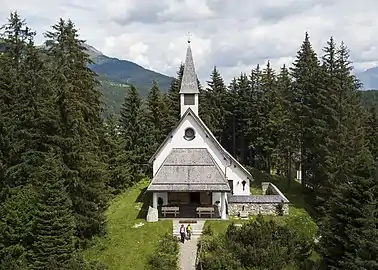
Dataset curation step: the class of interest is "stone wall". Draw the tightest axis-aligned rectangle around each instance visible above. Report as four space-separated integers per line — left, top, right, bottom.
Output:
228 202 289 216
228 182 290 217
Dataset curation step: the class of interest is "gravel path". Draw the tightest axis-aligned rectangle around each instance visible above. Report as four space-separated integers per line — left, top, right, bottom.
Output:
174 220 204 270
178 236 199 270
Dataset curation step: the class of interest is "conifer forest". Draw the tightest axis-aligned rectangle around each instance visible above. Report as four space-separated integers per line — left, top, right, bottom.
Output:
0 12 377 270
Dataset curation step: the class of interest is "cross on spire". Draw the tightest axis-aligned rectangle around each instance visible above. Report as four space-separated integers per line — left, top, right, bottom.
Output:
187 32 191 44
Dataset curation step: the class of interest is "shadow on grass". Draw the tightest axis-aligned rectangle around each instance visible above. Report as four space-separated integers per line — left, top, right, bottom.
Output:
135 186 151 220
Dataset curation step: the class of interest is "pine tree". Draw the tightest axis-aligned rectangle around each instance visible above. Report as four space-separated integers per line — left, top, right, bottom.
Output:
246 65 263 168
0 186 36 266
319 148 378 269
0 12 43 189
44 19 109 241
317 39 375 268
202 67 228 142
164 64 184 135
31 154 76 270
259 61 278 173
314 39 365 214
146 80 166 149
275 65 297 188
366 108 378 160
290 32 321 190
0 13 63 264
119 85 148 182
233 73 250 164
103 113 131 192
223 78 239 156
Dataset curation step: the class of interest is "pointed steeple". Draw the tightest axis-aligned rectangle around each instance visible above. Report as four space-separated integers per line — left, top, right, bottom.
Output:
179 41 199 94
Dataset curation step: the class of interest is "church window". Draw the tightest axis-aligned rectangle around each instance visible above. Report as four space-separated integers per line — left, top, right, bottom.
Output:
184 94 195 105
184 127 195 141
242 180 246 191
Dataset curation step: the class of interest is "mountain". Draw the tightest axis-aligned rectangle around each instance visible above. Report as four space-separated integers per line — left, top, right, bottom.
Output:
85 44 174 95
81 44 174 117
360 90 378 110
356 67 378 90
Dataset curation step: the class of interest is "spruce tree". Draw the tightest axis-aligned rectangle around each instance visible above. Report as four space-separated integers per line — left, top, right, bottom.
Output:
119 85 148 182
246 65 263 168
103 113 131 192
44 19 108 241
259 61 278 173
319 148 378 269
316 39 365 214
202 66 228 142
0 13 63 264
223 78 239 156
0 186 36 266
146 80 166 148
366 108 378 160
275 65 297 187
164 64 184 135
233 73 251 164
31 154 76 270
290 32 321 190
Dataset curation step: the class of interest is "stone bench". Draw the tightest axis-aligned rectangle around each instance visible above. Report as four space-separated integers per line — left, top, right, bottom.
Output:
239 211 249 219
196 207 215 218
161 206 179 217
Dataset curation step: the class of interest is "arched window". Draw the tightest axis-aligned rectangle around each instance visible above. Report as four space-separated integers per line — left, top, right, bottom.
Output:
241 180 246 191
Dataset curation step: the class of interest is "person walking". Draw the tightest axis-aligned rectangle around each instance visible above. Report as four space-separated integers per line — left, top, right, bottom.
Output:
186 224 192 240
180 224 186 243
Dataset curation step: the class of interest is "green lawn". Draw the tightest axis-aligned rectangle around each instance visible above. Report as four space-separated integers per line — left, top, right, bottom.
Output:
84 179 172 270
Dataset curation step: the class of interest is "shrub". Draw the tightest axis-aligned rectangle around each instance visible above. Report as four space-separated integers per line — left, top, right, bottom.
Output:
198 217 313 270
147 233 179 270
202 224 214 236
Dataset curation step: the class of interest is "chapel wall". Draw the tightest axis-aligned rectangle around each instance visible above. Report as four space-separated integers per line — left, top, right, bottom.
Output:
228 202 289 216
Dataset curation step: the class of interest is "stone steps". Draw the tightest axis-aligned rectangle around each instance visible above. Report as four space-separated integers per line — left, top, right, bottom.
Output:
173 230 203 236
173 220 205 237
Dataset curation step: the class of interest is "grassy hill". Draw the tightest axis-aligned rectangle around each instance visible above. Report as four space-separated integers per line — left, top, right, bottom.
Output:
97 75 130 117
84 179 172 270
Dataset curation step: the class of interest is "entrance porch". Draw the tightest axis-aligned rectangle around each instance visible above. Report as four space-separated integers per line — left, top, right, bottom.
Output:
152 191 227 219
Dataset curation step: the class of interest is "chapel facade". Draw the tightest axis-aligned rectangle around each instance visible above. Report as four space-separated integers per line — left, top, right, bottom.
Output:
147 40 254 220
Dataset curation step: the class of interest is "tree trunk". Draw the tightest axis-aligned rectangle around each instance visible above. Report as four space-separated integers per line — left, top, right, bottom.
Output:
286 150 292 190
301 145 307 190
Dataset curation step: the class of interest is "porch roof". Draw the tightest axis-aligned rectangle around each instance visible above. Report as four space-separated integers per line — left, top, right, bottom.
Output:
147 148 231 192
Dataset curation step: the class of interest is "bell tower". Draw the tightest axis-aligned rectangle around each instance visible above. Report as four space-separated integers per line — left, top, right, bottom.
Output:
179 37 199 117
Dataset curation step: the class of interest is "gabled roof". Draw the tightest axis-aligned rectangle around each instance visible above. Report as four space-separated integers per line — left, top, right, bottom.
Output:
147 148 230 192
179 43 200 94
149 108 254 181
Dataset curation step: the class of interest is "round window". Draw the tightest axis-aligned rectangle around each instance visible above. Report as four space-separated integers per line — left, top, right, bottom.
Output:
184 127 195 141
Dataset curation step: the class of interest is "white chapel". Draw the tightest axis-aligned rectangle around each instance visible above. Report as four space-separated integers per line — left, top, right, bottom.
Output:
146 40 255 220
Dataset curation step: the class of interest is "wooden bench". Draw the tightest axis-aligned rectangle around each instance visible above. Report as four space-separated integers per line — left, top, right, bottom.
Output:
196 207 215 218
161 206 179 217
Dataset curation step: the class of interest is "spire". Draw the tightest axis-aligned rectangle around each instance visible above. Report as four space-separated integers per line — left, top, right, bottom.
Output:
179 41 199 94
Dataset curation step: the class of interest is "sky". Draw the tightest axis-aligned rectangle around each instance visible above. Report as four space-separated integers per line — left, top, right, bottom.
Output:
1 0 378 84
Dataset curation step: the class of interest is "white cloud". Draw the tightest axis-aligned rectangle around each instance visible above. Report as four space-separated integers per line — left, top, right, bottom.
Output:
1 0 378 85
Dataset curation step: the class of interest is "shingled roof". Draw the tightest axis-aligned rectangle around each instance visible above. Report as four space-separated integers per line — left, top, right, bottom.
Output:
179 43 200 94
149 108 254 181
147 148 230 192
